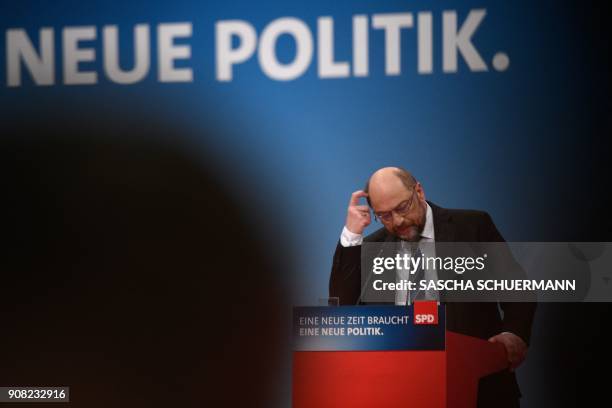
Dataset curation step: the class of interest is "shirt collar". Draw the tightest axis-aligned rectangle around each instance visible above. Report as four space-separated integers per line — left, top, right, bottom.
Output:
421 202 435 240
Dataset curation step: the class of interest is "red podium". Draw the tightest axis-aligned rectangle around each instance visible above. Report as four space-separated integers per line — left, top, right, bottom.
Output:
293 305 508 408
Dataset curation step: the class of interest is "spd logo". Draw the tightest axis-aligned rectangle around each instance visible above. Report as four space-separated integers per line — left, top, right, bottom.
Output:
413 300 438 325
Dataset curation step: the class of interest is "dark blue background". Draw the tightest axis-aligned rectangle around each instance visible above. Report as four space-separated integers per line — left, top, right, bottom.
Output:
1 1 609 407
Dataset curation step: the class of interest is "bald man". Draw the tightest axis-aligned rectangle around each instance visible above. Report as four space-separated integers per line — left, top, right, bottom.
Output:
330 167 536 408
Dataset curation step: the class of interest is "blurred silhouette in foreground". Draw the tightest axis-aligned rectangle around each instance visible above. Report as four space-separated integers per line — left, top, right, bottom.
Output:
0 115 285 407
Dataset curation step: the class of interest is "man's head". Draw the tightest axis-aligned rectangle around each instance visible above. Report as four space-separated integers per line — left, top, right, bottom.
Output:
365 167 427 241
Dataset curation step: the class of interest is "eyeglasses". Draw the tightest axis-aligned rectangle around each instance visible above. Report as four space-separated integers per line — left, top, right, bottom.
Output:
374 186 417 223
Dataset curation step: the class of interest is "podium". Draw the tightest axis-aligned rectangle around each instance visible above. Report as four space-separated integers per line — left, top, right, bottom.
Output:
292 303 508 408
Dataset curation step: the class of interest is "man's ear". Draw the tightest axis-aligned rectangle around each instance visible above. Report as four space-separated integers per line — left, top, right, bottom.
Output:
415 182 426 201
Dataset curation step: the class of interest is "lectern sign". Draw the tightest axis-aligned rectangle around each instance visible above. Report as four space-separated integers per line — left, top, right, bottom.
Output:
414 300 439 325
293 304 445 351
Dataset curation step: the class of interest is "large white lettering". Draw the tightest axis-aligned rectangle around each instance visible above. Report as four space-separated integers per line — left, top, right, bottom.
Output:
4 9 502 86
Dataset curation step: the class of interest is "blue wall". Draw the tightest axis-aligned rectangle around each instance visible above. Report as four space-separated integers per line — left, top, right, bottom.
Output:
2 1 605 406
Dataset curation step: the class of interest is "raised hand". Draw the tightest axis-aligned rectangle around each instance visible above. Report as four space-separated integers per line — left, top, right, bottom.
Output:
345 190 371 235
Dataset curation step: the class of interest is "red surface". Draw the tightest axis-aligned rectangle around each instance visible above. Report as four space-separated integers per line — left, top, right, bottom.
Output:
292 331 508 408
293 351 446 408
446 331 507 408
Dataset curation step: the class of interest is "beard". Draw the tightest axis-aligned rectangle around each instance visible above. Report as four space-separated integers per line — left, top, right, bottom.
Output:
391 211 426 242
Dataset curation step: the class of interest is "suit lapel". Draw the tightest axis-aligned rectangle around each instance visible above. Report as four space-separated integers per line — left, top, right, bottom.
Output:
428 201 456 303
429 201 455 242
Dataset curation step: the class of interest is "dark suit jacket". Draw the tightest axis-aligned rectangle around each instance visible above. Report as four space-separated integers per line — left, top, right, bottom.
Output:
329 201 536 404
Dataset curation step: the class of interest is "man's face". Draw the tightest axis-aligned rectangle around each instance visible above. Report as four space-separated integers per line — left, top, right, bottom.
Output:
370 181 427 242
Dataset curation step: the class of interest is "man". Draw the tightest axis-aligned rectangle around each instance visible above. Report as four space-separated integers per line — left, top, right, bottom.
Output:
330 167 536 408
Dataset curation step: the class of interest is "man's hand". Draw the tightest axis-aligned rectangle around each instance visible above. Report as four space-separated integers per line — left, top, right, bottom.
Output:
345 190 371 234
488 332 528 371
